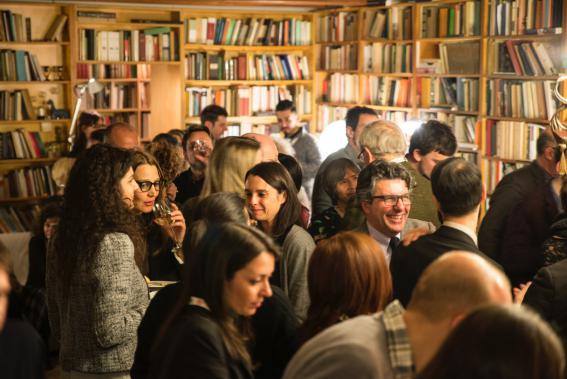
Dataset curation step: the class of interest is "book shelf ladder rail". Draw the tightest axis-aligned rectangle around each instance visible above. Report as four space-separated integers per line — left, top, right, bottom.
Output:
551 75 567 175
68 78 105 149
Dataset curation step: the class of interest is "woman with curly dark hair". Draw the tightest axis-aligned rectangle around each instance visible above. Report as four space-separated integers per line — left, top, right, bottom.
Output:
47 144 149 378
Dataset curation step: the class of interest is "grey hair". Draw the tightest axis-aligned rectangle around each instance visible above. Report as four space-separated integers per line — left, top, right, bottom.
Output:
356 160 414 202
358 120 407 159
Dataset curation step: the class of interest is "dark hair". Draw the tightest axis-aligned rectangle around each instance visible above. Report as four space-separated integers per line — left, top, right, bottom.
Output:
345 106 377 131
417 304 565 379
168 129 185 142
152 133 180 147
560 176 567 210
145 141 184 183
165 222 280 368
300 231 392 343
275 99 296 113
278 153 303 192
53 144 145 293
245 162 301 238
182 125 212 150
200 104 228 126
431 157 482 216
323 158 360 205
537 131 558 156
408 120 457 156
190 192 248 225
68 112 101 157
356 160 413 202
34 196 63 236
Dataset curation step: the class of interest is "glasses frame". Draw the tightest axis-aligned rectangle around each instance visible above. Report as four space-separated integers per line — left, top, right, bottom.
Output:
370 194 412 207
136 180 162 193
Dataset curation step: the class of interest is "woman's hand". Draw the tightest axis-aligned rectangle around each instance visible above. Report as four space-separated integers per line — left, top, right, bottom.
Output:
158 202 186 245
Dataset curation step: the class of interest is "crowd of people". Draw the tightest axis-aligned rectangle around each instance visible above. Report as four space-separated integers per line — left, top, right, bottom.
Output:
2 102 567 379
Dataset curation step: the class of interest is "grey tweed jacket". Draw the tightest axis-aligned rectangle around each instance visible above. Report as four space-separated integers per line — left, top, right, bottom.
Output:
47 233 149 373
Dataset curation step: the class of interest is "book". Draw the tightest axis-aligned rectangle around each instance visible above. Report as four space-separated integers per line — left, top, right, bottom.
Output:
44 14 68 41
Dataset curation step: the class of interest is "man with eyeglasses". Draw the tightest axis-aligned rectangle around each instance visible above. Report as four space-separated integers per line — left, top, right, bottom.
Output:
355 160 435 263
390 157 497 306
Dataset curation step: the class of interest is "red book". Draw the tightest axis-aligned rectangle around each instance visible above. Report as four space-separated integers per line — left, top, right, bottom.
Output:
505 40 523 75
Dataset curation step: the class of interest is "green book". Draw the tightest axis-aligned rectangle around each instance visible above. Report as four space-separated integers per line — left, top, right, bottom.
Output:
225 19 236 45
448 7 455 37
143 27 171 36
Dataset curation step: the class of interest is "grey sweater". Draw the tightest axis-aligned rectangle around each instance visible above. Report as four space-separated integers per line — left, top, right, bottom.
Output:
280 225 314 322
47 233 149 373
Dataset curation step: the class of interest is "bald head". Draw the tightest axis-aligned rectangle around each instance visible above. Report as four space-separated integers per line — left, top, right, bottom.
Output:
242 133 278 162
105 122 140 149
408 252 511 322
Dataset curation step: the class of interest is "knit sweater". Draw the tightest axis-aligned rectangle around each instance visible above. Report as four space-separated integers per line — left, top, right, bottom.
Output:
47 233 149 373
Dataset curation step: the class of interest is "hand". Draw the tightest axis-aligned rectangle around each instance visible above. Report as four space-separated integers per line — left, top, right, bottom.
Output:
401 227 431 246
513 281 532 304
156 203 186 245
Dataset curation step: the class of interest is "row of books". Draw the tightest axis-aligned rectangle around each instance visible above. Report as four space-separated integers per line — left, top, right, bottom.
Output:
83 84 138 110
0 89 36 121
421 2 481 38
184 17 311 46
222 124 272 138
316 104 348 132
317 12 358 43
380 110 408 123
417 111 478 151
185 52 310 81
186 85 311 117
490 40 558 76
0 49 45 81
363 43 412 73
76 63 151 80
365 7 412 40
481 120 543 161
418 77 479 112
361 76 412 107
489 0 563 36
320 73 359 104
1 10 68 42
319 44 358 71
486 79 556 120
0 130 48 159
0 205 42 233
0 167 56 200
80 28 180 62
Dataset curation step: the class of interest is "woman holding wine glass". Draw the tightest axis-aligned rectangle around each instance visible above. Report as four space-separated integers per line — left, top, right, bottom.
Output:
47 144 148 378
131 150 186 280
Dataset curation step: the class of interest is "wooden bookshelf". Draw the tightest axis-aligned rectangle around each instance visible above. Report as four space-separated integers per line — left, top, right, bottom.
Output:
181 9 316 135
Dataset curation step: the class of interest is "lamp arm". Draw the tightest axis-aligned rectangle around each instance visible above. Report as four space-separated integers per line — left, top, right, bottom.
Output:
68 85 88 150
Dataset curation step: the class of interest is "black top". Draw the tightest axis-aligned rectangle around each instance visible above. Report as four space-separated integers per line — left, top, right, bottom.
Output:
0 319 45 379
148 304 253 379
26 235 47 289
174 168 205 205
308 207 343 243
132 283 298 379
143 215 181 281
390 225 490 306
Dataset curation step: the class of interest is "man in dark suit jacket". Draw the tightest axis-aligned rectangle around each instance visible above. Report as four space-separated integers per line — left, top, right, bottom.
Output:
355 160 435 263
478 131 558 262
390 157 492 306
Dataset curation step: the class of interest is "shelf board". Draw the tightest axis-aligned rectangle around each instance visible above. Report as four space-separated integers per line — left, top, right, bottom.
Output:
362 1 416 10
486 116 550 124
0 119 70 125
361 38 413 44
185 114 312 124
0 158 58 166
77 60 180 65
0 80 70 85
93 108 139 113
316 69 359 74
75 78 140 83
489 33 562 41
317 101 359 107
78 21 183 29
416 73 480 78
362 72 413 77
0 41 69 46
0 195 52 204
366 104 413 112
417 36 481 43
184 44 311 52
316 40 358 46
418 108 479 116
141 108 151 112
487 74 559 80
184 79 312 86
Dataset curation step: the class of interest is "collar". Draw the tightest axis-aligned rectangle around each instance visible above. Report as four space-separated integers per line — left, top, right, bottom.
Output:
285 126 303 139
382 300 414 378
443 221 478 245
390 156 407 164
366 222 400 262
188 296 210 311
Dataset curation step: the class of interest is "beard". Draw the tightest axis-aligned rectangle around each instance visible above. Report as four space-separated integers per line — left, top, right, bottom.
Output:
191 160 206 172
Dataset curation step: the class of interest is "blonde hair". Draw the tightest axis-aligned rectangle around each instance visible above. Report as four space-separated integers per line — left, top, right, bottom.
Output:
200 137 260 197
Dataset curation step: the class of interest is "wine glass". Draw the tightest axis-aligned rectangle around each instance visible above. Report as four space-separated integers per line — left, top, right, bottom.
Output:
152 201 182 255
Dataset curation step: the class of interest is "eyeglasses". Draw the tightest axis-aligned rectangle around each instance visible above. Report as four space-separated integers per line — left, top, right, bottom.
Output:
371 194 411 207
136 180 162 193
